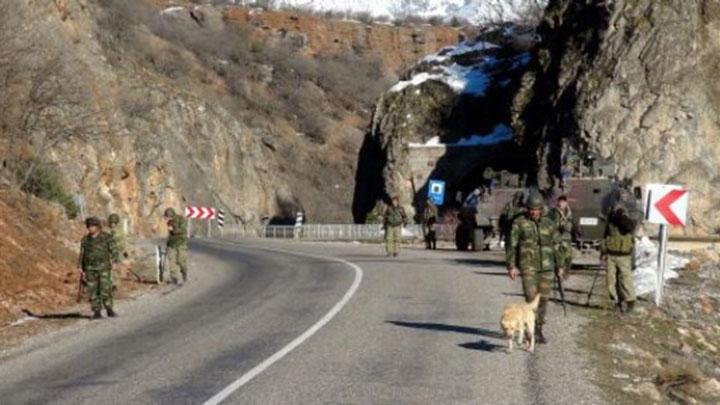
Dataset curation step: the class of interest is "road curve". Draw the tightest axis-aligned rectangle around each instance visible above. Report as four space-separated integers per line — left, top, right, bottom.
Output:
0 240 602 404
0 241 358 404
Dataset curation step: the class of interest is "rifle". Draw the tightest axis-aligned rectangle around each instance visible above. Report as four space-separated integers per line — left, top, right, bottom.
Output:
76 273 87 303
555 270 567 317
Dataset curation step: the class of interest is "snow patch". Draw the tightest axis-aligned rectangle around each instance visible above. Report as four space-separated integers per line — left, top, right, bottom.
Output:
161 6 185 14
8 316 37 327
408 124 513 148
390 62 492 96
227 0 547 26
633 237 690 296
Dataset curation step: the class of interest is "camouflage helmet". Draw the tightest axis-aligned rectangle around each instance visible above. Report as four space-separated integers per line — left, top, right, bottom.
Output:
526 193 545 210
85 217 102 227
163 208 176 218
108 213 120 224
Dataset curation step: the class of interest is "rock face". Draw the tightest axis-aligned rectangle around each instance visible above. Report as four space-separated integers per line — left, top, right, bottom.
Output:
513 0 720 232
2 0 433 232
223 6 463 75
353 34 531 221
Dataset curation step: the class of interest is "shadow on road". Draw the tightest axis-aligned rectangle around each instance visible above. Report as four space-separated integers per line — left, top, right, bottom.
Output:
22 309 92 320
459 340 504 352
452 258 506 267
474 271 510 277
387 321 505 339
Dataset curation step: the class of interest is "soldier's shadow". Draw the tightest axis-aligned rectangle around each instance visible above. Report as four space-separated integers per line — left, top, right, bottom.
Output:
22 309 93 320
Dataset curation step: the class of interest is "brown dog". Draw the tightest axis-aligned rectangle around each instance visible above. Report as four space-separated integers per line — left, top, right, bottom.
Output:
500 294 541 353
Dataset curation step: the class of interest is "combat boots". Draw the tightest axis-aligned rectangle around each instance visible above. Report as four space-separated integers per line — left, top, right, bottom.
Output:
106 308 116 318
536 326 548 344
92 310 102 319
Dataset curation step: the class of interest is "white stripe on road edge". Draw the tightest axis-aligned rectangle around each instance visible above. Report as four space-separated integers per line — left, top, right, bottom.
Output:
203 242 364 405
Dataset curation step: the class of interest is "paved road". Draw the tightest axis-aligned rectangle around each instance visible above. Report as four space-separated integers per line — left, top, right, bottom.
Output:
0 240 601 404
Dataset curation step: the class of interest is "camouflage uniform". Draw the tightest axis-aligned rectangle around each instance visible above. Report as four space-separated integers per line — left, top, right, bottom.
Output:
423 201 438 250
79 231 119 313
383 205 407 256
549 206 574 272
601 210 637 309
506 212 562 328
165 213 189 284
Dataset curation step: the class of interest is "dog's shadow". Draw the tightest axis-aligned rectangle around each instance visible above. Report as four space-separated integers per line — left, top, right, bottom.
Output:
458 340 504 352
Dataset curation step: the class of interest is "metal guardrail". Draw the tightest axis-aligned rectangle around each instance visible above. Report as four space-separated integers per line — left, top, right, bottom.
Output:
221 224 428 242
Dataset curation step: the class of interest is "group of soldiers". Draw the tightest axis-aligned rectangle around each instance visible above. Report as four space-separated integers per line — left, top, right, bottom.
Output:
77 208 189 319
382 189 639 344
503 192 639 343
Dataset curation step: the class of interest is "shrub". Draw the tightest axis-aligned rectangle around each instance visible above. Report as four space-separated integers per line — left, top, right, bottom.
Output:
16 161 79 219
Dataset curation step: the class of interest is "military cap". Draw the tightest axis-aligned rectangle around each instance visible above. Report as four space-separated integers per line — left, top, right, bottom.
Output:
108 213 120 224
526 193 545 210
164 208 176 218
85 217 102 227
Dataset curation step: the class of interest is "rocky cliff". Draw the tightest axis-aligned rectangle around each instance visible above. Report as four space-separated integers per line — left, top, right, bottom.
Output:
0 0 455 232
222 6 463 74
353 30 532 221
513 0 720 232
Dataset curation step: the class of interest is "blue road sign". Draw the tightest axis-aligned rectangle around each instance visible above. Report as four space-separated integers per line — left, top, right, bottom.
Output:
428 180 446 206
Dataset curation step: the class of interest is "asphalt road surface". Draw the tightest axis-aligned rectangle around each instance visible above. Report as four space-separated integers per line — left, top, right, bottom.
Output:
0 239 602 404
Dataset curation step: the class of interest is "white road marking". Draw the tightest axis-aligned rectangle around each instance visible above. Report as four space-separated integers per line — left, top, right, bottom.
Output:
202 242 364 405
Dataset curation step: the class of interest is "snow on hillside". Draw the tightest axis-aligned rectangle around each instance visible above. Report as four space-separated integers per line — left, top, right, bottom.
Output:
226 0 546 25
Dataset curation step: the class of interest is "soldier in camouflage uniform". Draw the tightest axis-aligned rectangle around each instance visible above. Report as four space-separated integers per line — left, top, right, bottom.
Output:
422 198 438 250
548 195 574 277
601 204 637 313
499 191 525 246
79 217 119 319
164 208 189 285
107 213 127 259
506 194 564 343
383 196 407 257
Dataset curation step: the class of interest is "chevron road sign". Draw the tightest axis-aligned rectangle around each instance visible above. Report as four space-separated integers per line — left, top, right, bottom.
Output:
643 184 689 306
186 206 216 220
645 184 689 226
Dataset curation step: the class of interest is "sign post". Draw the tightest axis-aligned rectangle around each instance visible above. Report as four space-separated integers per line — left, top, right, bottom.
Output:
428 180 446 206
644 184 689 306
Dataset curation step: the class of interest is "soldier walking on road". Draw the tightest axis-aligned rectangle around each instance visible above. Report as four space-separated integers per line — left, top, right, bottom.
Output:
79 217 119 319
549 195 574 277
506 194 564 344
383 196 407 257
601 204 638 313
423 198 438 250
164 208 189 285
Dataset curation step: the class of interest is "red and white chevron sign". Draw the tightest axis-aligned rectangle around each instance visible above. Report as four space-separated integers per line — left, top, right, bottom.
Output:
185 206 216 220
645 184 689 226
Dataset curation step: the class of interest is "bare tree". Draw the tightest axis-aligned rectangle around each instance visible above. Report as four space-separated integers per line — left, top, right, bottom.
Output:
482 0 547 26
14 55 109 189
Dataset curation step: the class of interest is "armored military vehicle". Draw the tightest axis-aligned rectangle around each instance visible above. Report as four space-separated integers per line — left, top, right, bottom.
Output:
456 177 642 251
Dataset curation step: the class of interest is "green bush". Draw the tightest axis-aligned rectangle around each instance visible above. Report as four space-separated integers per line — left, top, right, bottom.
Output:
17 161 80 219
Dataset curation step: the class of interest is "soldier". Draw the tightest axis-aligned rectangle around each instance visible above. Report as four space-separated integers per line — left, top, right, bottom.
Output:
548 195 574 277
164 208 189 285
79 217 119 319
506 194 564 344
499 191 525 246
600 204 637 313
422 198 438 250
107 213 127 259
383 196 407 257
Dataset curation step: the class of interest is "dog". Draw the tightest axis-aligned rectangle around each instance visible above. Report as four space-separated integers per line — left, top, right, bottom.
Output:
500 294 541 353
